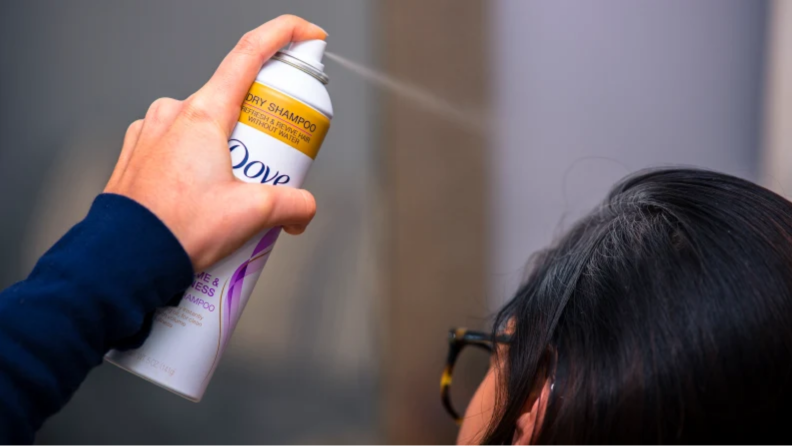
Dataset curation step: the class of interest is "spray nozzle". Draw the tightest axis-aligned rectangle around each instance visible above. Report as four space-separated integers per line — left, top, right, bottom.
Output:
280 39 326 71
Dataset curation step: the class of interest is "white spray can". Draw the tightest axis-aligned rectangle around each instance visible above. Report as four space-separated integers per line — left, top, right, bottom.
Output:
106 39 333 401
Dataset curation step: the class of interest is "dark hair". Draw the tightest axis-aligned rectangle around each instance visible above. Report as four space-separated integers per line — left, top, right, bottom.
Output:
485 168 792 444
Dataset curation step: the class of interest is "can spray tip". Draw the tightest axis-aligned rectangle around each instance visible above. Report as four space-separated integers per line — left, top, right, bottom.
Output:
283 40 327 70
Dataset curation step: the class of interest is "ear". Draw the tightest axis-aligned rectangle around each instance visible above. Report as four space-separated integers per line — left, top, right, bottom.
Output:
512 379 552 444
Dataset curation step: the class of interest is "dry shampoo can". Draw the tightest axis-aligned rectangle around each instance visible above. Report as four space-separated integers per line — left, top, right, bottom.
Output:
106 39 333 401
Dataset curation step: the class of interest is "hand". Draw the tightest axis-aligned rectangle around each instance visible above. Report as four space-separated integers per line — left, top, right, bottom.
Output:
104 15 327 271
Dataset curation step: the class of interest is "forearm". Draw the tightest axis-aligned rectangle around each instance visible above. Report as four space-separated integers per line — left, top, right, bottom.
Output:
0 194 193 443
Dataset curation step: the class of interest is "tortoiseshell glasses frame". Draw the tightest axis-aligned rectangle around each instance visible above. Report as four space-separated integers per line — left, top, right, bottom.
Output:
441 328 512 424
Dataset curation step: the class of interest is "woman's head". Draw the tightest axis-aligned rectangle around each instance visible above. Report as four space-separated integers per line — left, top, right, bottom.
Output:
460 168 792 444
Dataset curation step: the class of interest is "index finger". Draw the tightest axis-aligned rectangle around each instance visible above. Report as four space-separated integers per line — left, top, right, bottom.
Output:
191 15 327 134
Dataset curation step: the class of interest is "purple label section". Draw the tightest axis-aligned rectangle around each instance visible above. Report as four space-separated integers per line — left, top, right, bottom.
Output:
222 227 281 339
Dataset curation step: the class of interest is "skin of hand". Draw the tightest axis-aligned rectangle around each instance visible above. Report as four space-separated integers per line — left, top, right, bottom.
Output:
104 15 326 271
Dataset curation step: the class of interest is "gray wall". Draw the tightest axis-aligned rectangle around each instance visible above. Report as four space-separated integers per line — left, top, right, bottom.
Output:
0 1 379 443
489 0 769 303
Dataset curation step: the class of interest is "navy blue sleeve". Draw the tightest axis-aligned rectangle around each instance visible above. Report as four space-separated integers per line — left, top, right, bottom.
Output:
0 193 194 443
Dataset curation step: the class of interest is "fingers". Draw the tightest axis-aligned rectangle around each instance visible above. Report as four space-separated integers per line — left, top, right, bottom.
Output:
262 186 317 229
282 223 308 235
189 15 327 134
106 119 143 191
234 183 317 234
139 97 182 142
119 119 144 169
106 97 181 192
123 119 145 153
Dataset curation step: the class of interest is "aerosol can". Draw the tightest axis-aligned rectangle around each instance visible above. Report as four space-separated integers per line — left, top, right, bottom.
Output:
106 39 333 402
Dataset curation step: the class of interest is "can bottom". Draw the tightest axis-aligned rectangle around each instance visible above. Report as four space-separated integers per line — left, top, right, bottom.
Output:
104 356 202 403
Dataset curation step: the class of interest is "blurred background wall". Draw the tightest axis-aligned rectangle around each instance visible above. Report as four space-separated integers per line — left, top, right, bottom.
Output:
0 0 779 444
762 0 792 195
380 1 489 443
489 0 768 306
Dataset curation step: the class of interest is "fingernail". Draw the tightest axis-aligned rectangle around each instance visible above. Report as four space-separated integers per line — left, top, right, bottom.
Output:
312 23 328 38
284 224 307 235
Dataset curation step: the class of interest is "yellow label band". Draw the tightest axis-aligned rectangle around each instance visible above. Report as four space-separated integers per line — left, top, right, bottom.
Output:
238 82 330 160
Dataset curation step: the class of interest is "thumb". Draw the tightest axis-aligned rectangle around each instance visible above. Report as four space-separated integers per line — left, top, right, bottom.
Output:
231 182 317 233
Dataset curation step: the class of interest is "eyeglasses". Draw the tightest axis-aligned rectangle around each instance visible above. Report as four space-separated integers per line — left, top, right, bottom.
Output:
441 328 512 424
